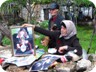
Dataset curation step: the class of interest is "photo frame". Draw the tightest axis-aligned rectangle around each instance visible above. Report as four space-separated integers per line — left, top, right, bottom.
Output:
10 26 35 56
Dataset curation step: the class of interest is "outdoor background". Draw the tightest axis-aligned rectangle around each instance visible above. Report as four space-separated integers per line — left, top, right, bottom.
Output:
0 0 96 54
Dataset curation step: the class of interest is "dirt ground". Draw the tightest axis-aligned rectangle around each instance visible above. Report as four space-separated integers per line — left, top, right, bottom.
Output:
6 65 29 72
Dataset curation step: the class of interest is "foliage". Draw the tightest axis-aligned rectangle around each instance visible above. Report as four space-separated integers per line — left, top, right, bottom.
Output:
39 20 48 29
74 0 95 7
0 0 95 24
0 0 25 26
32 0 51 4
0 0 20 14
34 34 48 52
2 36 11 45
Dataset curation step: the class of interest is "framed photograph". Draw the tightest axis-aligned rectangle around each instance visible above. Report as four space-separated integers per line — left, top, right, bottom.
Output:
10 26 35 56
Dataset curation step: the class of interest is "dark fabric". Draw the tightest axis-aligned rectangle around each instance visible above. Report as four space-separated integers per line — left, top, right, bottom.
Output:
48 39 56 48
49 2 59 10
34 26 82 56
65 56 73 61
48 14 64 48
48 14 64 30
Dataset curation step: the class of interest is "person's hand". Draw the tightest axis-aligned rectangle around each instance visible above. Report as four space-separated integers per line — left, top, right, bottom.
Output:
58 45 68 53
41 36 49 46
22 24 35 28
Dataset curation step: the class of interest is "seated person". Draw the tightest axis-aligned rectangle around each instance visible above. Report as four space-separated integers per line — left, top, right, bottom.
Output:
22 20 82 62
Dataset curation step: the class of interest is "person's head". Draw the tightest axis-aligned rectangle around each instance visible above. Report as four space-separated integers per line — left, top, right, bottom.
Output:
49 2 59 16
60 20 77 39
17 27 29 39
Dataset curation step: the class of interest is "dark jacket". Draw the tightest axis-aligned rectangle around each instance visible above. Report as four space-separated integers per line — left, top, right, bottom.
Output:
34 26 82 56
48 14 64 48
48 14 64 30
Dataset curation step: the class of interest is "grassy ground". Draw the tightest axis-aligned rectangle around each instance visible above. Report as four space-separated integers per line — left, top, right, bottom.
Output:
77 25 96 53
2 25 96 53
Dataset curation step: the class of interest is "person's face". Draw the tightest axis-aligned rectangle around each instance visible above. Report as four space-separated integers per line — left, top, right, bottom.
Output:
19 29 25 35
49 9 58 16
60 26 67 36
19 28 28 38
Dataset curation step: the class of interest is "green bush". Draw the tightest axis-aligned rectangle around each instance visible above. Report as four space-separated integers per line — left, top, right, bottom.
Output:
39 20 48 29
34 34 48 52
2 36 11 45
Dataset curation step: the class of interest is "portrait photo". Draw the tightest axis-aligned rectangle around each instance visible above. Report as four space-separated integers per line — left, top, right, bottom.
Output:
10 26 35 56
30 54 61 71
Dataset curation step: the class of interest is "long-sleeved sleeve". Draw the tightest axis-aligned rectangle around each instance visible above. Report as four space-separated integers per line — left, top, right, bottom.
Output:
34 26 59 39
67 38 82 56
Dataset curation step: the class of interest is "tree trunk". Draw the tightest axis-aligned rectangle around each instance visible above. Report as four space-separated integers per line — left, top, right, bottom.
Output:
0 23 11 39
93 15 96 34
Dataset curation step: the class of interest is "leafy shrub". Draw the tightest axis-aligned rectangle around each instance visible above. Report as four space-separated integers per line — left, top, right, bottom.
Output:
39 20 48 29
2 36 11 45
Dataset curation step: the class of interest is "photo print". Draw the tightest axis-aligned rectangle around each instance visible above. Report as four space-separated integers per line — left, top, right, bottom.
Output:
10 26 35 56
29 54 61 71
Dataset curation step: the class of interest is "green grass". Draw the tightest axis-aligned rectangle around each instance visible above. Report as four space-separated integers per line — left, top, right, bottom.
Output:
2 25 96 53
77 25 96 53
